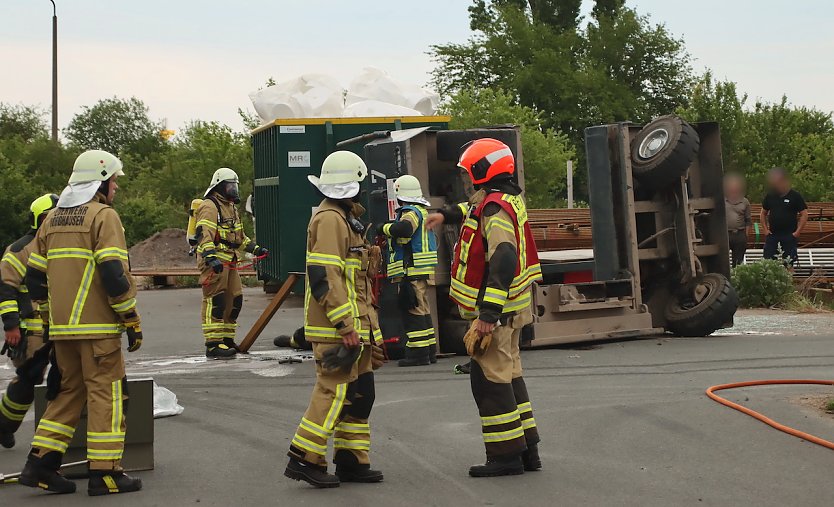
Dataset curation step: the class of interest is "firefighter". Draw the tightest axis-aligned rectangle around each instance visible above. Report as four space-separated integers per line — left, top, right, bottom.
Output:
18 150 143 495
195 168 267 359
0 193 58 449
380 175 439 367
426 138 543 477
284 151 385 488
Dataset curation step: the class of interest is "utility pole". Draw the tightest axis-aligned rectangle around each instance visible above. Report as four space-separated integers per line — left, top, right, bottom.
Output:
50 0 58 142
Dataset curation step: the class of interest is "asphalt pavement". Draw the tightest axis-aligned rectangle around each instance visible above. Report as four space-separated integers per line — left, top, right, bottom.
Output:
2 288 834 506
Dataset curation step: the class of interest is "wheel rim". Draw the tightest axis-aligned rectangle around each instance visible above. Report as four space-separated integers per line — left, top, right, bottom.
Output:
676 280 714 311
638 128 669 159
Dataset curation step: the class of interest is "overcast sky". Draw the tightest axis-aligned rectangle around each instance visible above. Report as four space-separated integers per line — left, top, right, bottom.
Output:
1 0 832 133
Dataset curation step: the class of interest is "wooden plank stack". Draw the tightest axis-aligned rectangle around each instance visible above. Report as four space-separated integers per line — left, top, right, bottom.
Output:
528 202 834 251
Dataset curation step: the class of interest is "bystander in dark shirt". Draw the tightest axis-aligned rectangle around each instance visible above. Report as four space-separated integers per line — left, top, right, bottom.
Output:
763 189 807 235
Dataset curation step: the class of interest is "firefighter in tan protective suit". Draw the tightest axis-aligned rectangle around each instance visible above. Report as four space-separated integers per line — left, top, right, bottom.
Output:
284 151 385 488
427 138 543 477
194 168 267 359
19 150 143 496
0 193 58 449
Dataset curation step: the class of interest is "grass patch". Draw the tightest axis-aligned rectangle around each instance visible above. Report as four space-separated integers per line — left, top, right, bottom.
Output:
826 399 834 414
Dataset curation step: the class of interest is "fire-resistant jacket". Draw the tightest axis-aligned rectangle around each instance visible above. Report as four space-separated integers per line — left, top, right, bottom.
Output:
447 185 542 323
26 195 137 340
381 204 438 279
194 192 256 267
0 233 41 334
304 199 380 344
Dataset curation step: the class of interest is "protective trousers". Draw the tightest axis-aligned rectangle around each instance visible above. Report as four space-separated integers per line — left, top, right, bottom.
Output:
470 310 540 459
200 267 243 346
401 279 436 350
30 338 127 471
0 332 45 434
288 343 376 468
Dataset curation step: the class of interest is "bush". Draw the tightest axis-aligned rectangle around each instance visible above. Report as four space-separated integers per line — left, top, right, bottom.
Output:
731 259 795 308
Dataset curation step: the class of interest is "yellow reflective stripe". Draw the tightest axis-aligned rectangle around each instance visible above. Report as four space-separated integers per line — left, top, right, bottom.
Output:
484 216 515 237
111 379 123 434
326 302 352 322
306 251 345 268
292 434 327 455
110 298 136 313
47 248 94 260
2 252 27 277
464 217 479 230
0 300 18 314
518 402 532 414
0 404 26 421
522 418 537 430
49 324 124 336
502 292 532 312
87 449 124 460
28 253 47 270
87 432 126 443
481 410 521 426
333 438 370 450
196 219 217 230
482 286 508 307
406 338 434 348
483 426 525 443
344 261 360 330
300 418 332 439
3 395 31 412
33 436 69 452
323 383 347 431
304 325 341 339
457 203 470 216
94 247 129 263
450 277 479 297
372 328 383 345
335 422 370 434
68 260 95 325
38 419 75 437
406 328 435 338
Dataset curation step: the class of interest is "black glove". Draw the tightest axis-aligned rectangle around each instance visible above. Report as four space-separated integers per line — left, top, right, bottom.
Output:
126 323 143 352
254 246 269 257
321 344 362 373
206 256 224 274
1 334 27 361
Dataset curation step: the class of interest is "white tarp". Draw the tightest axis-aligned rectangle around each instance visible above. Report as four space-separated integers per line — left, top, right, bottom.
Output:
248 67 439 123
153 382 184 418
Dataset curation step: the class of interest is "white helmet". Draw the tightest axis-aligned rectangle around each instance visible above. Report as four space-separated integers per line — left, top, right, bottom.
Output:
308 151 367 199
204 167 239 198
68 150 124 184
394 175 430 206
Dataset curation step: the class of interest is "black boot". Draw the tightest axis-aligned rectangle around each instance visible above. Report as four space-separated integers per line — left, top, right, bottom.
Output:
428 343 438 364
398 346 430 367
87 469 142 496
334 450 383 483
284 457 340 488
205 342 237 359
223 337 242 353
522 444 542 471
469 455 524 478
0 429 14 449
454 361 471 375
19 451 77 494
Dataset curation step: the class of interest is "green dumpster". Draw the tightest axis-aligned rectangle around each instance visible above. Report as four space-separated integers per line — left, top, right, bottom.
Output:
251 116 450 287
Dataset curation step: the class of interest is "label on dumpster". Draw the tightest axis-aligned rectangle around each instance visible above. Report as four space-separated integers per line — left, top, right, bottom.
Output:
280 126 305 134
288 151 311 168
386 179 397 220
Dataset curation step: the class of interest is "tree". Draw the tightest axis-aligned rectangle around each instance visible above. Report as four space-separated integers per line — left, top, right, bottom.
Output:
442 88 576 207
65 97 165 157
0 103 48 142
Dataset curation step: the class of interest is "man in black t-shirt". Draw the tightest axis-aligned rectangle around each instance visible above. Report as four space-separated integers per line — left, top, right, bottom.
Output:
760 168 808 265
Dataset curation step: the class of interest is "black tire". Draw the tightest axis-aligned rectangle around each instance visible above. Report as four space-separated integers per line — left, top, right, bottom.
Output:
665 273 738 337
630 115 700 190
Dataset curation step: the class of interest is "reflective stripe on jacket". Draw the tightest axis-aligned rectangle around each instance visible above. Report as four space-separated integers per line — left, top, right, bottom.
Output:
0 235 37 331
450 192 542 315
194 193 254 265
385 205 438 279
28 196 136 340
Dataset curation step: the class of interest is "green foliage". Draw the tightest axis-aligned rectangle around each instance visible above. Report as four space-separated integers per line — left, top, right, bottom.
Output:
442 88 576 207
65 97 165 157
731 260 796 308
0 104 49 142
117 192 186 247
679 73 834 201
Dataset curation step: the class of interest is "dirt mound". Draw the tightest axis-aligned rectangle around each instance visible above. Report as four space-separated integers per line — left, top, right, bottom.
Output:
129 228 194 269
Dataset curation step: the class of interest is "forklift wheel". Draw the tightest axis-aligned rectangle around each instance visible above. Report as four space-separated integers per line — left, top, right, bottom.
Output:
665 273 738 337
630 115 700 190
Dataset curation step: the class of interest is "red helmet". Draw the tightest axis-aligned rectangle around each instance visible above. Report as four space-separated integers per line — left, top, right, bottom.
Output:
457 138 515 185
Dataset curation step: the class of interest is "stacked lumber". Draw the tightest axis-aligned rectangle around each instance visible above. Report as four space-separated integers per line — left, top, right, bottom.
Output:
528 202 834 251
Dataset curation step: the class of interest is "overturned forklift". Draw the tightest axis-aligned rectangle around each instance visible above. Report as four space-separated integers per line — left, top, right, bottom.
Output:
252 114 738 354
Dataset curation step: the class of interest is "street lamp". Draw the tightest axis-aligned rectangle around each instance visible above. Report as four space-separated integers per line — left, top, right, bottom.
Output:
49 0 57 142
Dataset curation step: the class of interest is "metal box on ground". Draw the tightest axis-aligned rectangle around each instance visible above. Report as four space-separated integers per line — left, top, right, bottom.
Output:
251 116 450 289
34 377 154 472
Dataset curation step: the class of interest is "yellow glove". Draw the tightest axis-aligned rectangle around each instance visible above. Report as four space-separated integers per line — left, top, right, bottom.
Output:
463 320 493 357
371 343 385 370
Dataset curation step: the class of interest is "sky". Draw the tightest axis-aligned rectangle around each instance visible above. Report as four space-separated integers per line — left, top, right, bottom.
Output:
1 0 832 133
